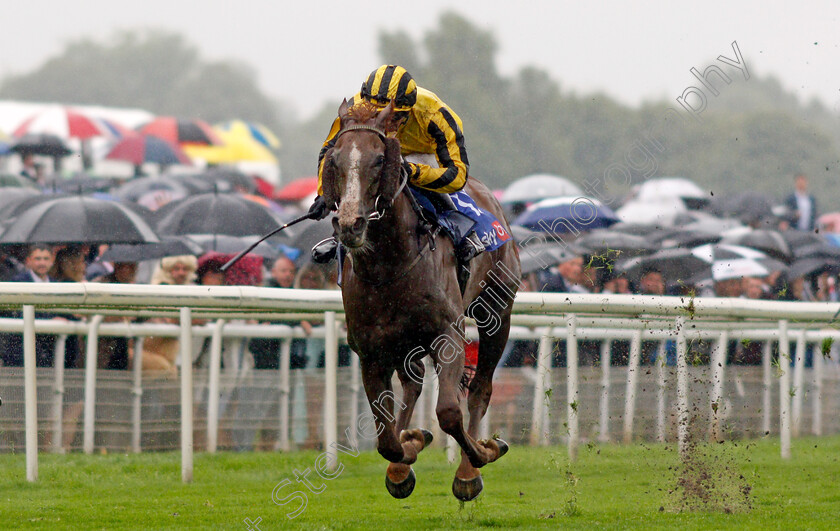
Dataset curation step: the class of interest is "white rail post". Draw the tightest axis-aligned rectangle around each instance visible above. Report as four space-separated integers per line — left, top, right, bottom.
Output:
676 316 689 458
530 329 553 446
83 315 104 455
567 315 579 462
709 330 728 442
180 308 194 483
426 356 442 446
812 336 823 436
206 319 225 453
324 311 338 469
655 341 667 443
622 329 642 444
51 335 67 454
762 340 772 435
23 305 38 482
131 337 144 453
277 338 292 451
598 339 611 443
779 320 791 459
349 351 361 450
791 331 806 437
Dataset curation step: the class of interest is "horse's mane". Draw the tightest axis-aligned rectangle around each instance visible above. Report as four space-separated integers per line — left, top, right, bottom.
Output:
346 101 399 134
346 101 380 125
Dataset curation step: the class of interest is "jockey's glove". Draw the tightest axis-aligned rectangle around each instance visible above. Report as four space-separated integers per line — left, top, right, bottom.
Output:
308 195 331 220
401 160 417 180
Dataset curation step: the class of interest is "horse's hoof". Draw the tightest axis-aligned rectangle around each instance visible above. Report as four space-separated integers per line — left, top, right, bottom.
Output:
495 438 509 459
385 467 416 499
452 474 484 501
420 429 434 448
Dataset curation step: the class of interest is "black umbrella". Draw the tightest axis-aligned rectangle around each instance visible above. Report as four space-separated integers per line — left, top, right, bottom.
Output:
43 173 119 195
10 133 72 157
187 233 281 259
786 256 840 280
781 230 827 254
793 242 840 260
575 229 654 256
99 235 203 262
0 196 160 244
720 229 793 263
607 222 667 236
289 219 335 265
0 187 40 217
652 228 722 249
114 176 194 203
155 192 281 237
710 191 777 224
618 243 786 284
200 168 256 194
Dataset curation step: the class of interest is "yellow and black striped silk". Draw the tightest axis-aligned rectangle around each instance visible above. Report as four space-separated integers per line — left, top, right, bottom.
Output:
317 88 469 195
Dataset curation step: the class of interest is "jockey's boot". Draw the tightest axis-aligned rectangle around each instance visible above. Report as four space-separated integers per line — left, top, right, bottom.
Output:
311 237 338 264
455 231 485 263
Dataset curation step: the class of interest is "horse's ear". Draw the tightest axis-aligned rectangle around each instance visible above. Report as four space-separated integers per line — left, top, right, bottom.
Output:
321 148 340 209
338 98 351 128
374 99 395 130
379 137 402 200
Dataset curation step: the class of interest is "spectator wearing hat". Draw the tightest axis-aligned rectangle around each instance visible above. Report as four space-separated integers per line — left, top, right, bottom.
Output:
141 255 198 377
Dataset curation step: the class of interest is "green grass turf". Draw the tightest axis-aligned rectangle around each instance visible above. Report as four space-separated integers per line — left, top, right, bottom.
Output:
1 435 839 529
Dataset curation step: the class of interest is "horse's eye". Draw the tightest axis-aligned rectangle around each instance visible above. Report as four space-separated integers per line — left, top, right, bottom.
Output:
373 155 385 167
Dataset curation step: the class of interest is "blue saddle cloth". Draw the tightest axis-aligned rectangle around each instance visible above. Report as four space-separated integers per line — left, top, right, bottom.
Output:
409 188 512 252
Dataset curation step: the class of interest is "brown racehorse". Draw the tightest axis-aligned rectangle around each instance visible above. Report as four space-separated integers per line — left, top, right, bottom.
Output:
320 99 521 501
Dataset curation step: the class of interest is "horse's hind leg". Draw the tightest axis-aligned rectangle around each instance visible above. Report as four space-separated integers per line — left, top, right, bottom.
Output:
359 358 431 498
453 301 514 501
431 331 506 479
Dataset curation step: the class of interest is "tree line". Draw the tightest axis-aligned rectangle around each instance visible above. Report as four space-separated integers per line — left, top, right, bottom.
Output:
2 14 838 208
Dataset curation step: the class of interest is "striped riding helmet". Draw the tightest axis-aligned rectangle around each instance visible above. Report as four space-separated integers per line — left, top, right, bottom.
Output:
360 65 417 111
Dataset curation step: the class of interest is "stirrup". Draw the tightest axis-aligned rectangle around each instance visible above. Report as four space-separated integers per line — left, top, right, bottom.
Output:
311 237 338 264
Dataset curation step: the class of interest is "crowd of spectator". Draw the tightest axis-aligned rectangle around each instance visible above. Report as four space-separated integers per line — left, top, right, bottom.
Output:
1 171 838 451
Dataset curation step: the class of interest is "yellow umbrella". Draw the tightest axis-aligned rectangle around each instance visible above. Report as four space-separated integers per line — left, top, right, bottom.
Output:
215 120 281 149
183 126 278 164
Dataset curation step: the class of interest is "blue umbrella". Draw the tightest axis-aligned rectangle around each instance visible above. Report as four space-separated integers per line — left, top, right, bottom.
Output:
513 196 620 233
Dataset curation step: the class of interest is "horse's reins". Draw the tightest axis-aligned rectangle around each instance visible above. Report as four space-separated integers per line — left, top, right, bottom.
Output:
335 124 438 287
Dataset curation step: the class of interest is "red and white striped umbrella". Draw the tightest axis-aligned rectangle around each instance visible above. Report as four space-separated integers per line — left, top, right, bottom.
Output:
12 105 112 140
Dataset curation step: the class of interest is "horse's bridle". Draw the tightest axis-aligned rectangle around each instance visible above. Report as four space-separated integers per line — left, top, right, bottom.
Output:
334 124 437 287
335 124 408 221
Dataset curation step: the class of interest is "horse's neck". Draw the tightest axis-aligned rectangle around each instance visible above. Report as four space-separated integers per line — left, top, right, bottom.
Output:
349 194 419 271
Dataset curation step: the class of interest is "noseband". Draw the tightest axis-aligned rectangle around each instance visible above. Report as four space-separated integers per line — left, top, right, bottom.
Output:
336 124 407 221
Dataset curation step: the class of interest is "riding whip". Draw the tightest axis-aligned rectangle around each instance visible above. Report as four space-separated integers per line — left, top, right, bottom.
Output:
220 212 317 272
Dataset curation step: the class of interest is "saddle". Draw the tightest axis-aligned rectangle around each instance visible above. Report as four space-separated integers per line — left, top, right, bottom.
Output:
407 186 512 294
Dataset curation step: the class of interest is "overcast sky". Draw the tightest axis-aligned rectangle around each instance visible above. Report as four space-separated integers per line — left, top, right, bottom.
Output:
2 0 839 120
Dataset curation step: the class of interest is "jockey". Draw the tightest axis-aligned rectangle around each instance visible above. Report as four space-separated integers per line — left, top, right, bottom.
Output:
309 64 484 265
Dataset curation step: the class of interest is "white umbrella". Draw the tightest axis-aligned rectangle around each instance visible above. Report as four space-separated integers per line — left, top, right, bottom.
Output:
500 173 582 204
635 177 706 201
616 197 687 226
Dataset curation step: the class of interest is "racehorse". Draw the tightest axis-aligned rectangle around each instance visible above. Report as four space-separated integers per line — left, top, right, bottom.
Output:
320 99 521 501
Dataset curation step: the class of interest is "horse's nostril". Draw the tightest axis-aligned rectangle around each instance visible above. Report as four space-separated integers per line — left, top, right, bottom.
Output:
352 217 366 234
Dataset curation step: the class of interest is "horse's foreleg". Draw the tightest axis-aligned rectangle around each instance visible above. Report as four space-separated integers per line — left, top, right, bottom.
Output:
395 360 424 434
360 359 427 466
